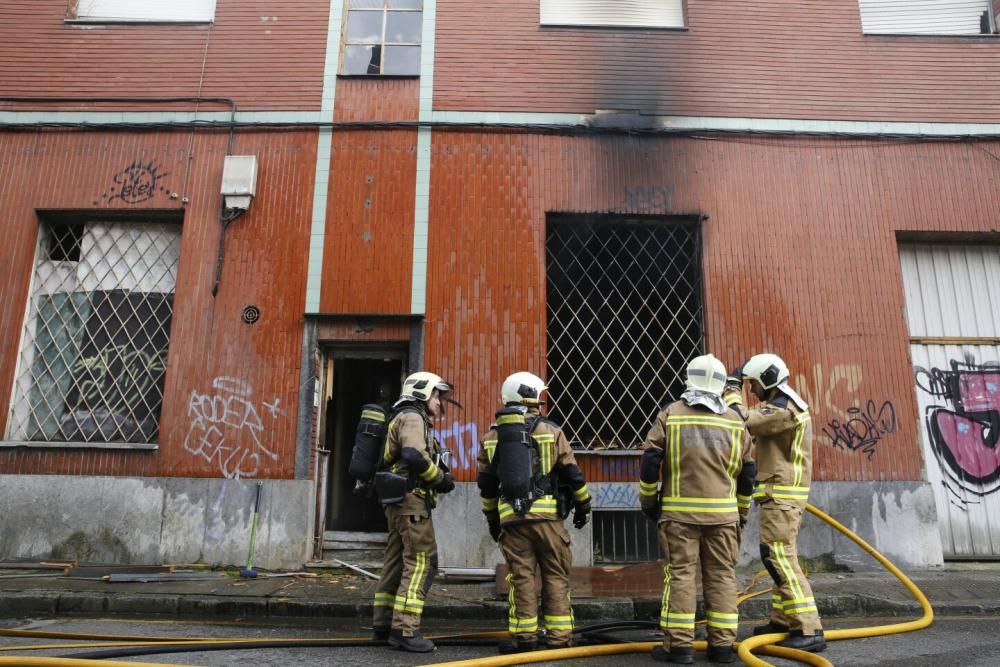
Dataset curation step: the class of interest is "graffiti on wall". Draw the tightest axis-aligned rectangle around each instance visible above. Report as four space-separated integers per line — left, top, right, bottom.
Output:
95 160 171 206
794 363 864 426
914 360 1000 504
435 420 480 473
591 483 640 509
820 400 897 459
184 376 284 479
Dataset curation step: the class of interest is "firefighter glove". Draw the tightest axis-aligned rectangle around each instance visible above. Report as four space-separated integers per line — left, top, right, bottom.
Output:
486 512 501 543
727 361 747 389
643 505 661 522
573 501 591 530
436 472 455 494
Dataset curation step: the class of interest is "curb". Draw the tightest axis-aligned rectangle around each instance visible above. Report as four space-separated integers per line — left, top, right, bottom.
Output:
2 590 998 621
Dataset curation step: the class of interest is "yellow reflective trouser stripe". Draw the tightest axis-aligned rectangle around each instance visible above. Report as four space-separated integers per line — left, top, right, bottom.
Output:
774 543 805 601
419 464 440 482
544 614 573 630
374 592 394 607
665 612 696 629
661 496 738 512
706 611 739 629
506 572 538 633
753 485 810 500
573 484 591 501
395 551 427 615
659 563 672 629
361 409 386 422
482 496 498 511
772 594 783 609
640 480 659 497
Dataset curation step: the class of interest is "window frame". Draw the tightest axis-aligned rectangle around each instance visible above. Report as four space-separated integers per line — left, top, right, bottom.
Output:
339 0 423 77
65 0 217 25
2 210 184 451
858 0 999 37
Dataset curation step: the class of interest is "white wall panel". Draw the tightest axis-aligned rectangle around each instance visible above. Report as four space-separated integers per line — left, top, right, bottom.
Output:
74 0 217 22
859 0 990 35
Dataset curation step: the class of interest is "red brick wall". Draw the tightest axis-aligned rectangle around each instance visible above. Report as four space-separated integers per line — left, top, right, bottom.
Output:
434 0 1000 121
421 132 1000 483
0 129 315 478
0 0 328 110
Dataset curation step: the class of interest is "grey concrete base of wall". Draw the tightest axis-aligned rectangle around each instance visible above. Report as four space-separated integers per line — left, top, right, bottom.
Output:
434 480 944 571
739 481 944 571
0 475 315 570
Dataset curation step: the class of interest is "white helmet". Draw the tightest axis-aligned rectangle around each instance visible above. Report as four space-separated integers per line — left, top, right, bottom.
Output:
501 371 547 406
743 353 790 390
399 371 451 403
685 354 727 396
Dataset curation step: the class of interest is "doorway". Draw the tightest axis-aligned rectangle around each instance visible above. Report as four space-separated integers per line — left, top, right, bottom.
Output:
325 352 405 532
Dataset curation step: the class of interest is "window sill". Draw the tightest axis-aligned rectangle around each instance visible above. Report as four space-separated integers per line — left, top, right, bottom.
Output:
863 31 1000 38
0 441 158 451
65 19 214 26
574 449 643 456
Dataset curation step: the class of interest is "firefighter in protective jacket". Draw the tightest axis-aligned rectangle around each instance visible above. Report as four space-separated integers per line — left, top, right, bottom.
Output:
640 354 754 665
371 372 456 653
724 353 827 654
477 372 591 654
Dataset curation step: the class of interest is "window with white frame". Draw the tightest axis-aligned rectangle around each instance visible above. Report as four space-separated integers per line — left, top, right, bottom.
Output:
7 219 181 445
540 0 684 28
341 0 423 76
68 0 217 23
858 0 997 35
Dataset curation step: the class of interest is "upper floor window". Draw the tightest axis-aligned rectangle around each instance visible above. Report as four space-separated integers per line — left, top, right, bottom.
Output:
68 0 217 23
540 0 684 28
859 0 998 35
341 0 423 76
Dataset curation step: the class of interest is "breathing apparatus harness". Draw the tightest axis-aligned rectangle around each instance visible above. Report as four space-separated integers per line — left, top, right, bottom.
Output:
491 407 569 518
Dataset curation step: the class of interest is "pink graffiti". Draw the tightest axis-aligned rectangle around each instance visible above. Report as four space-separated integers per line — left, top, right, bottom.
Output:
920 362 1000 491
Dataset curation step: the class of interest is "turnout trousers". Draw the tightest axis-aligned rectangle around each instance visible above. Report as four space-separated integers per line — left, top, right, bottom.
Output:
759 503 822 635
499 520 574 647
372 504 438 636
659 520 740 650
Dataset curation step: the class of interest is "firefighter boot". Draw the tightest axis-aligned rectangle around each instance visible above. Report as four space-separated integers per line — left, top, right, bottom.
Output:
777 629 827 653
497 638 538 654
372 626 390 641
752 621 789 636
651 646 695 664
388 629 436 653
707 645 737 663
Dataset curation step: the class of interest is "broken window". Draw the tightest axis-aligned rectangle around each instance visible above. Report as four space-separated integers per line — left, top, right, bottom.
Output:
341 0 422 76
546 215 703 450
7 219 181 445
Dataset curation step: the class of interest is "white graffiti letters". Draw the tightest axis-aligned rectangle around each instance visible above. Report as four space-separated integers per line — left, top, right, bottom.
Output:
183 376 283 479
434 420 479 472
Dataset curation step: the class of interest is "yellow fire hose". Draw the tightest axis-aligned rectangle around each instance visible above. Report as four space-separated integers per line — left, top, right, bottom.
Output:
0 502 933 667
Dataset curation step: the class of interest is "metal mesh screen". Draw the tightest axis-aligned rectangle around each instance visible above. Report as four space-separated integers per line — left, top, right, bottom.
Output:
7 220 181 444
593 510 662 563
546 216 703 450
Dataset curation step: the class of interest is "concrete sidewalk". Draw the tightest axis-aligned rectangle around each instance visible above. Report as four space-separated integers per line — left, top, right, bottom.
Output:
1 565 998 624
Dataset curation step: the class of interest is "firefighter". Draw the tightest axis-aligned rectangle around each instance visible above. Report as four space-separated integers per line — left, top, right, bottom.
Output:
371 371 456 653
724 353 827 653
640 354 755 664
477 372 592 654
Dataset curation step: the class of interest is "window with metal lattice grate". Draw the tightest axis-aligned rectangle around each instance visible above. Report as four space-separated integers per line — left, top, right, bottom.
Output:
545 215 704 450
593 510 662 563
7 218 181 445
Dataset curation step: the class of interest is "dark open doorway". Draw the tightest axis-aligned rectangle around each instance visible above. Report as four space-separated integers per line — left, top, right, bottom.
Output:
325 354 404 532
